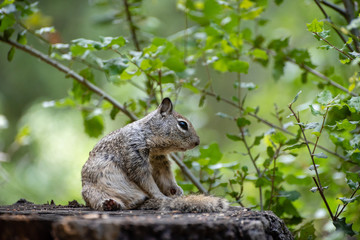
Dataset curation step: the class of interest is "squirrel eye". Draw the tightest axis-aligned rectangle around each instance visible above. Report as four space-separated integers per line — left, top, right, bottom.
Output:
178 121 188 131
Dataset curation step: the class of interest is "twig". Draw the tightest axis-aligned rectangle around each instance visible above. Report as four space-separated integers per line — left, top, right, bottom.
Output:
314 0 355 52
335 185 360 218
239 127 263 211
123 0 140 51
268 145 281 210
313 177 334 220
288 104 323 189
313 32 354 60
311 108 329 156
319 0 347 18
285 57 358 97
202 90 350 161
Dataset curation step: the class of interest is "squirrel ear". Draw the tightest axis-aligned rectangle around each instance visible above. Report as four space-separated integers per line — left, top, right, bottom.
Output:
159 97 173 116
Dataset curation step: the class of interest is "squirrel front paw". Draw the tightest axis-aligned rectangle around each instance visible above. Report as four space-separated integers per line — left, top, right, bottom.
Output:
167 185 183 197
102 199 122 211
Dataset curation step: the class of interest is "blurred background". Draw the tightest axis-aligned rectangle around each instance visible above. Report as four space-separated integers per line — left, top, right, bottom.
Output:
0 0 358 236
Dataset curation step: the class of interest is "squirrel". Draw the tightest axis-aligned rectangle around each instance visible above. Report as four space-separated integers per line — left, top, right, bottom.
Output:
81 97 228 212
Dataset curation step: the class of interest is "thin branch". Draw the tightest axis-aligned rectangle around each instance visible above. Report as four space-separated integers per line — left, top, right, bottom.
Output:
268 145 281 210
320 0 347 18
313 0 355 52
123 0 140 51
313 32 354 60
239 127 263 211
335 185 360 218
202 90 350 161
288 104 323 189
313 177 334 220
311 108 329 156
285 57 358 97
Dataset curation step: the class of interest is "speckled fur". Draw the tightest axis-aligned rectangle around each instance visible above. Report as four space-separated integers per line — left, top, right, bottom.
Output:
81 98 228 212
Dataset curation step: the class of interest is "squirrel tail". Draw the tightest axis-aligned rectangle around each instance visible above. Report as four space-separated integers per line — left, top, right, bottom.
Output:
139 194 229 213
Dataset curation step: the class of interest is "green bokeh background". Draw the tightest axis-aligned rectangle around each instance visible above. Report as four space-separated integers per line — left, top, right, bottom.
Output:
0 0 358 236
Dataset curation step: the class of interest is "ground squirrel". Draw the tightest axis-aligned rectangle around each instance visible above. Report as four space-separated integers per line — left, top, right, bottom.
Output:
81 98 228 212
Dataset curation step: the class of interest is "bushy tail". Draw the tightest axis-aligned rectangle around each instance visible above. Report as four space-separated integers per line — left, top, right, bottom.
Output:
139 194 228 213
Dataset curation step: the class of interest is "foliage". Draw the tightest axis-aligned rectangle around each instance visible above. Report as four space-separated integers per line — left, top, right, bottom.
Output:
1 0 360 238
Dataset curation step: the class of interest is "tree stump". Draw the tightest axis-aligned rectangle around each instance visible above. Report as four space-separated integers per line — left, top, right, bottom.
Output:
0 199 293 240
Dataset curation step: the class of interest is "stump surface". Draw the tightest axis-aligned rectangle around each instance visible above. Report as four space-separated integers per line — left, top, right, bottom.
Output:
0 199 293 240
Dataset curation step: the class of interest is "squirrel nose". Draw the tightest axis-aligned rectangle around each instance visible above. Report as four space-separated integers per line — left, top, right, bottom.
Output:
194 138 200 146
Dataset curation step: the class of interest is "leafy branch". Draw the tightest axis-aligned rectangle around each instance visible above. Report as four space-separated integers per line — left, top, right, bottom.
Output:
0 35 208 194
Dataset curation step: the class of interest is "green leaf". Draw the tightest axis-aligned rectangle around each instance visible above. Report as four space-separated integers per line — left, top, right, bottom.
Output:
82 110 104 138
110 106 120 120
17 30 27 45
271 132 287 145
268 38 289 51
306 19 324 33
284 142 306 151
103 58 129 77
312 152 327 159
253 134 264 146
164 57 186 72
35 26 55 35
333 218 355 236
317 90 333 105
289 90 302 105
274 0 284 5
7 46 15 61
226 134 242 141
216 112 233 119
273 54 285 80
278 190 301 201
237 117 251 128
3 28 14 40
228 60 249 73
100 36 127 49
267 146 275 158
251 48 268 60
336 119 357 131
346 172 360 190
199 143 223 165
0 14 16 32
309 105 322 116
348 96 360 112
339 195 360 204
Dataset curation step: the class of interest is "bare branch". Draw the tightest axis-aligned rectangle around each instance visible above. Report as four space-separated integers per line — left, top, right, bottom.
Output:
313 32 354 60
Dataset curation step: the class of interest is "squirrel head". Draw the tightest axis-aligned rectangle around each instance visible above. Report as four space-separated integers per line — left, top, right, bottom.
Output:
146 98 200 154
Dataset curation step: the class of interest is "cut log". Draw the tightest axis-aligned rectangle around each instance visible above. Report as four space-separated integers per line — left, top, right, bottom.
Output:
0 199 293 240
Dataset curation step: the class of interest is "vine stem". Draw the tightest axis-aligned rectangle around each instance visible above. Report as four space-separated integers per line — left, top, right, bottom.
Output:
0 36 209 194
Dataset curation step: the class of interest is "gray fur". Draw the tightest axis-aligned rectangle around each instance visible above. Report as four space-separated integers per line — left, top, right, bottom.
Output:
81 98 228 212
